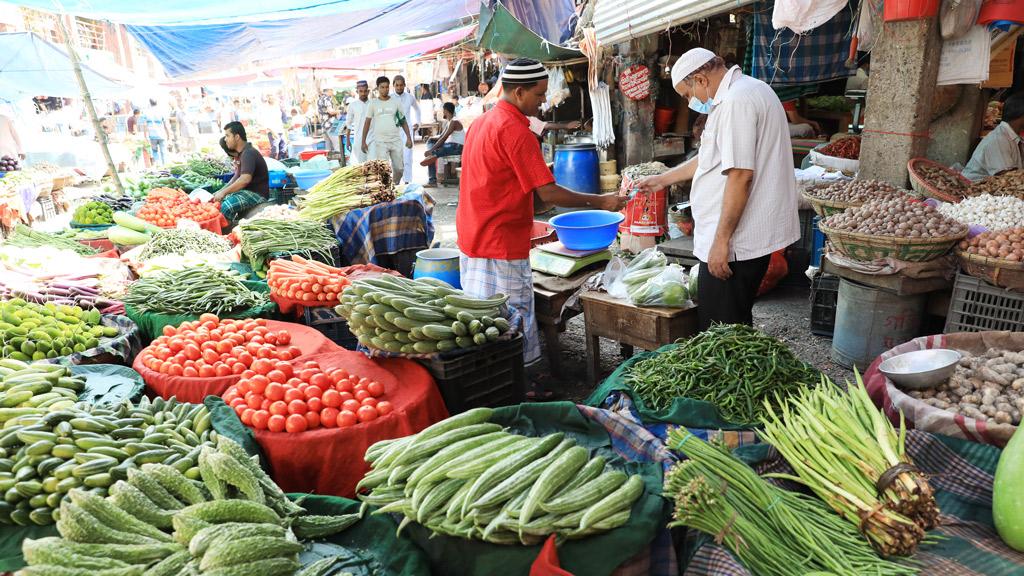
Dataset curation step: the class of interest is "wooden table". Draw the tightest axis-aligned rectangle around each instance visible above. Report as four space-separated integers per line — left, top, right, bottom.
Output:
580 291 698 384
533 270 596 377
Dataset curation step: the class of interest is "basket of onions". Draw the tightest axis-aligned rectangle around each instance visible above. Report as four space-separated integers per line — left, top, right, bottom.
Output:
819 197 968 262
957 226 1024 290
801 179 911 218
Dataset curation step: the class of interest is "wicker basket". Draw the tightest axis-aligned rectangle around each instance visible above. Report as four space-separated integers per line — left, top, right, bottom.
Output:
957 251 1024 291
817 221 965 262
907 158 970 203
51 175 75 191
800 190 860 218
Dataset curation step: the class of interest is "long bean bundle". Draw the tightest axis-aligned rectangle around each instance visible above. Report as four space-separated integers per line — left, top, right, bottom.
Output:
759 375 938 556
5 224 97 255
237 218 337 273
297 160 396 221
137 228 232 261
664 430 918 576
123 266 268 315
625 324 819 423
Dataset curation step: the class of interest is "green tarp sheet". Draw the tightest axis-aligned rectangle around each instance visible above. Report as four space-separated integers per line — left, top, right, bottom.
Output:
477 1 583 63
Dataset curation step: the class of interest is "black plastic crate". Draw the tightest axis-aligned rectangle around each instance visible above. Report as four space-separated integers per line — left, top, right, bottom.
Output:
810 273 839 337
790 209 816 253
944 272 1024 333
302 306 358 350
416 334 525 414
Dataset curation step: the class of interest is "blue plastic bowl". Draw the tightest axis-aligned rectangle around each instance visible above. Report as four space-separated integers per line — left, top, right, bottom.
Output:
217 172 234 184
293 169 332 191
548 210 624 251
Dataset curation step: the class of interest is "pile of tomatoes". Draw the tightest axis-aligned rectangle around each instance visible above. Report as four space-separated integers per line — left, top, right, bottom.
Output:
137 314 298 377
137 197 222 228
222 359 392 434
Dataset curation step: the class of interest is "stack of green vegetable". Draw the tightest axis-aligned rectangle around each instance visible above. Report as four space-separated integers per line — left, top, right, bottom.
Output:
357 408 643 545
19 434 360 575
617 249 691 307
0 299 114 361
297 160 396 221
119 176 182 200
663 430 917 576
760 375 938 556
237 219 336 276
177 171 223 193
71 202 114 226
123 267 268 316
138 228 233 261
335 275 513 354
107 212 160 247
169 157 231 179
624 324 819 423
4 224 97 256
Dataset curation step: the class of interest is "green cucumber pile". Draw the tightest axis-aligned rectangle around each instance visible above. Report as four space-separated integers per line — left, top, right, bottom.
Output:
335 276 513 354
19 432 360 575
357 408 644 545
0 299 115 362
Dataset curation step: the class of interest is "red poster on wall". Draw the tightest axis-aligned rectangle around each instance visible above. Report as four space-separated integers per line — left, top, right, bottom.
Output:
618 65 651 101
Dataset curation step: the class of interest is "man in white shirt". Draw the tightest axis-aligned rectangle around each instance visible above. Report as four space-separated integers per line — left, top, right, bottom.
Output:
963 94 1024 181
361 76 413 182
344 81 371 163
637 48 799 331
392 75 421 184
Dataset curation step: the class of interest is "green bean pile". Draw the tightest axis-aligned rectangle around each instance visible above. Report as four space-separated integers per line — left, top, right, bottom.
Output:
624 324 819 423
123 267 268 315
664 429 917 576
137 228 232 261
237 218 337 274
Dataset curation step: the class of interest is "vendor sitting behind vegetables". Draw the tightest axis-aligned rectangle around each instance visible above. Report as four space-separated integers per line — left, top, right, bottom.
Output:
963 93 1024 182
215 121 270 224
456 58 627 400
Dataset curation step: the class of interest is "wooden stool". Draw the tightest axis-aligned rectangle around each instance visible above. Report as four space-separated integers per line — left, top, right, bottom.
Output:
440 157 461 186
580 291 698 384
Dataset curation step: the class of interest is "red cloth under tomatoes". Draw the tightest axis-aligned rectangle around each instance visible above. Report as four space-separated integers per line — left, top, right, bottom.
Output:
270 293 339 318
80 238 115 253
158 213 226 235
136 320 339 403
253 350 448 498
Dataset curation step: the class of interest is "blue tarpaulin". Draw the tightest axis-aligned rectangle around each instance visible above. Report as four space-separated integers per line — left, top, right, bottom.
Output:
0 32 128 102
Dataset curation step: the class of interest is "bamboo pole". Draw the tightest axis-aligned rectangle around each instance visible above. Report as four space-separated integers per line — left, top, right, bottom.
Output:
53 13 125 195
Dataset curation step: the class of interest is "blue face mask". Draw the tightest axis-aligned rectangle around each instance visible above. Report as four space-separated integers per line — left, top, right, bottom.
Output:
687 81 712 114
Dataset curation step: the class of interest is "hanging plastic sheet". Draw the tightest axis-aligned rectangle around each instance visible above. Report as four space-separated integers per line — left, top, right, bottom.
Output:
0 32 129 101
498 0 576 45
477 1 583 62
747 0 857 86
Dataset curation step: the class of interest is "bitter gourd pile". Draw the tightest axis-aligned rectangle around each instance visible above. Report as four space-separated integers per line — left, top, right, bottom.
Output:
357 407 645 545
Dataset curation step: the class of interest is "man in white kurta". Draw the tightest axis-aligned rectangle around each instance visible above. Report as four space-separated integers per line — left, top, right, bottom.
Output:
392 75 421 184
344 81 370 164
963 95 1024 181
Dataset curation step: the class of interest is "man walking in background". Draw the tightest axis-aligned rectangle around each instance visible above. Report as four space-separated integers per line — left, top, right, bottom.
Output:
361 76 413 182
393 75 421 184
318 88 340 154
345 81 371 164
141 99 170 166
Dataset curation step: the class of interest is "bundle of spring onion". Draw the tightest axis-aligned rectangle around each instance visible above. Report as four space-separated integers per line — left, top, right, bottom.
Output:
759 375 938 556
4 224 98 255
122 266 268 315
664 431 917 576
137 228 232 261
297 160 396 221
237 218 338 275
624 324 819 423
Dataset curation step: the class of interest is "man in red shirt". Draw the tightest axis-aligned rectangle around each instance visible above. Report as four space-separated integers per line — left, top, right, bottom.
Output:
456 58 626 399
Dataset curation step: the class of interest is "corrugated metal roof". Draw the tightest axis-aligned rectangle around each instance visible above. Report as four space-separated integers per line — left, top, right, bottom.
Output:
594 0 755 47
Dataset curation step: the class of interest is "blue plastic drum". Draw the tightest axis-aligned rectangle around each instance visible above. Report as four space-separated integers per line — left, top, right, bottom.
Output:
553 144 599 194
413 248 462 289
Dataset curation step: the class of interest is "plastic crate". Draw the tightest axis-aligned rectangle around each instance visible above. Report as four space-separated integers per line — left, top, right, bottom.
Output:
810 216 826 267
36 196 57 221
302 306 358 350
416 334 526 414
810 273 839 337
944 272 1024 333
788 209 816 253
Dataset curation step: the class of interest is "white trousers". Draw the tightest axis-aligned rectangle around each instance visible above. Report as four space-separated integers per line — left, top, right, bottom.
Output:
400 130 413 183
372 139 404 183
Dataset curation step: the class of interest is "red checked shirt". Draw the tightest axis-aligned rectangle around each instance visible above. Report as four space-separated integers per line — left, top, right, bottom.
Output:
456 100 555 260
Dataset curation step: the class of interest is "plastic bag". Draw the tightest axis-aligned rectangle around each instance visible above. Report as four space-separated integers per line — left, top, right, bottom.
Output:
772 0 846 33
941 0 982 40
688 265 699 301
603 247 666 299
628 264 693 308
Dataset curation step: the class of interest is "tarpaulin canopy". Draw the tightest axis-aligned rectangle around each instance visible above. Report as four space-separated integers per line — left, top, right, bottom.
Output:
0 32 129 101
477 1 582 62
293 25 476 70
125 0 478 77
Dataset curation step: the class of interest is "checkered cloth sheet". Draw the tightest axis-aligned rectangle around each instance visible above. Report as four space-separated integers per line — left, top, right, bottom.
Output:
329 186 434 266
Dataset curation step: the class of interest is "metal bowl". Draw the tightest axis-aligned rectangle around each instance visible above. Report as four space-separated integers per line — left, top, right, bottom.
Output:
879 349 962 390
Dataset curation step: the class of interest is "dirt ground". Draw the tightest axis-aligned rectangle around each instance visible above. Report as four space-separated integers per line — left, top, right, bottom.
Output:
421 168 851 403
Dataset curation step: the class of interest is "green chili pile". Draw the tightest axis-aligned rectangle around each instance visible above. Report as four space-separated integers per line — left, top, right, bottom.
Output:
237 218 338 275
663 429 917 576
5 224 98 255
137 228 232 261
123 267 268 315
624 323 819 423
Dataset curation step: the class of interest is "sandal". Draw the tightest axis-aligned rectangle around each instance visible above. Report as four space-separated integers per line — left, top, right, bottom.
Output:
525 385 557 401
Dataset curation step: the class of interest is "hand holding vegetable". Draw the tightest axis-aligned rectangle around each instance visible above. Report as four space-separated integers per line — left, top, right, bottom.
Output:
593 192 628 212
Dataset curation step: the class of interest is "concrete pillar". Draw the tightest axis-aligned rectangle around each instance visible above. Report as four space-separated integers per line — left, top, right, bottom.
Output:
616 37 657 168
927 86 985 167
858 18 942 187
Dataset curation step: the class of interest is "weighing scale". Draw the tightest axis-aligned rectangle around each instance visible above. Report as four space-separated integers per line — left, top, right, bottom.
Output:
530 241 612 277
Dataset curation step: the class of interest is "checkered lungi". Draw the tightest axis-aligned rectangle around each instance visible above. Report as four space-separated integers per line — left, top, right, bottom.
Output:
459 254 541 365
219 190 264 223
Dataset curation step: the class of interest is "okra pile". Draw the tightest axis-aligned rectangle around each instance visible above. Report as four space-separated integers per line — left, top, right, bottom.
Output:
335 275 513 354
357 408 645 545
20 434 360 576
